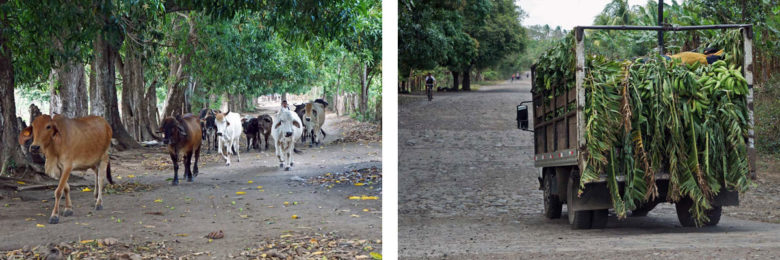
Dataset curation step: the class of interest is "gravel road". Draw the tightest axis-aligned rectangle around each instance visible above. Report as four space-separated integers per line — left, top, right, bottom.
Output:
0 109 382 258
398 78 780 259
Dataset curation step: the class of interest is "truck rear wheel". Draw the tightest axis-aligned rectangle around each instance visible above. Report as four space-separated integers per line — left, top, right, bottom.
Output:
591 209 609 229
675 197 723 227
631 201 659 217
567 178 592 229
543 172 562 219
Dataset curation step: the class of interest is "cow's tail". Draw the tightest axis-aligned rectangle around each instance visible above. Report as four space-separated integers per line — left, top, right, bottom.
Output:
293 148 303 154
106 160 114 185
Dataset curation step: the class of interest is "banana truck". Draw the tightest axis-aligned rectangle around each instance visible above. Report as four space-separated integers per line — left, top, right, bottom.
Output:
516 23 756 229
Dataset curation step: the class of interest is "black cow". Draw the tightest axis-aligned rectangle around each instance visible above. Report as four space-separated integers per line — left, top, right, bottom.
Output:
199 108 218 154
257 114 273 151
242 117 261 152
158 114 202 186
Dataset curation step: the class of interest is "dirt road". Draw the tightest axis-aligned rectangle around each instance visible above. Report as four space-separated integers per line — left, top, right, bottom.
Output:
0 107 382 258
398 79 780 259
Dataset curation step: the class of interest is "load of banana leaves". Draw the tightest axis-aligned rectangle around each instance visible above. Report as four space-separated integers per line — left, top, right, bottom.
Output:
535 34 752 226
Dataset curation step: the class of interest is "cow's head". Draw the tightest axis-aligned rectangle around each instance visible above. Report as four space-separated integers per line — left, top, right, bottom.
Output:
214 109 231 137
18 114 59 154
275 109 301 138
158 116 187 145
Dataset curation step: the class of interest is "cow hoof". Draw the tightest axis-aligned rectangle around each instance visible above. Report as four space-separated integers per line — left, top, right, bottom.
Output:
279 163 284 168
95 204 103 211
62 208 73 217
225 162 231 166
172 180 179 186
49 216 60 224
187 177 193 182
285 167 291 171
309 144 313 148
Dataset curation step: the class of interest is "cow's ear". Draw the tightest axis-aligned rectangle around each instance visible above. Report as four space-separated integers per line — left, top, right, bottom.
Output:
226 121 230 126
178 125 187 137
292 121 301 128
18 126 33 145
275 122 281 129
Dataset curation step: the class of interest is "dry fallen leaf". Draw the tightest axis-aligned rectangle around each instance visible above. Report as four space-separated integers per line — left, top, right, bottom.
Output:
354 183 365 186
370 252 383 260
291 215 299 219
247 180 254 184
82 187 92 192
348 196 361 200
154 199 163 203
236 191 246 195
16 181 25 185
36 224 45 228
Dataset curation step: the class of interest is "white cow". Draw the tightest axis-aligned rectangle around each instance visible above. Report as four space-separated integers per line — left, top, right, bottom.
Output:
272 108 303 171
215 110 242 166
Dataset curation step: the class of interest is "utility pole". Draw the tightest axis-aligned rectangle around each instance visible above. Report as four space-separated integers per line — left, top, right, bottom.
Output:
658 0 664 55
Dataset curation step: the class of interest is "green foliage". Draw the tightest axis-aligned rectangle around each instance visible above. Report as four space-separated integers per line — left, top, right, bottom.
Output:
399 0 524 79
578 56 751 226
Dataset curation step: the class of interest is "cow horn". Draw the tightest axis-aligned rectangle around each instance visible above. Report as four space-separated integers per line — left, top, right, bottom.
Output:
225 108 230 115
147 126 162 141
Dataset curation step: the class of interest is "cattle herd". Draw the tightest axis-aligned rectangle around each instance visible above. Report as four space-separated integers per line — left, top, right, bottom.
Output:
15 99 329 224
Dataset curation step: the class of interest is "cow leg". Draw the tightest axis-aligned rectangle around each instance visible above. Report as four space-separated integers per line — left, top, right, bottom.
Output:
276 140 284 168
185 151 193 182
193 146 200 177
264 133 270 151
246 135 252 152
224 141 232 166
62 182 73 217
171 153 180 186
50 164 72 224
285 151 292 171
234 139 241 162
95 157 108 210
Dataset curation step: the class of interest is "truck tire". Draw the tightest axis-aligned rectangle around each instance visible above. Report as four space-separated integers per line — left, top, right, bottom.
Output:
631 201 659 217
591 209 609 229
675 197 723 227
567 178 592 229
543 173 562 219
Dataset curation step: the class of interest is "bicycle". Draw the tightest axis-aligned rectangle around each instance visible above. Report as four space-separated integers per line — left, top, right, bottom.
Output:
426 84 433 101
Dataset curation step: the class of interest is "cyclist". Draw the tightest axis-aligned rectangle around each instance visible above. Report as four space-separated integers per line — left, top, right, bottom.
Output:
425 73 436 101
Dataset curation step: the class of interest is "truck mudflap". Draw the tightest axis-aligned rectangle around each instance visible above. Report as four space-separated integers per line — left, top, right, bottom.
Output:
570 180 740 211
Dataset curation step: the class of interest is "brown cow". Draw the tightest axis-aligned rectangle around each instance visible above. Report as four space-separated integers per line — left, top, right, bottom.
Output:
18 114 114 224
158 114 202 185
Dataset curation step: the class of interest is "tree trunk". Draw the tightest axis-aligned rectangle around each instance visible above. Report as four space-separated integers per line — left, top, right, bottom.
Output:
93 33 139 150
462 66 472 91
162 15 195 117
359 63 368 114
451 71 460 91
117 41 157 141
0 15 21 174
50 61 88 118
145 80 160 137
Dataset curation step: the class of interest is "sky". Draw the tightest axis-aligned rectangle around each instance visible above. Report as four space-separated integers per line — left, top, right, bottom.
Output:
517 0 649 30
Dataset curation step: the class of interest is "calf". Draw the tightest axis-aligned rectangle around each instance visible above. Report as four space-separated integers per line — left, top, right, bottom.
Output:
242 117 261 152
257 114 273 151
303 101 327 147
198 108 218 153
215 110 243 165
158 114 202 185
272 108 303 170
18 115 114 224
